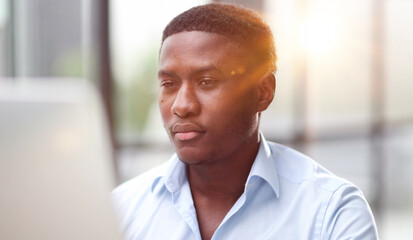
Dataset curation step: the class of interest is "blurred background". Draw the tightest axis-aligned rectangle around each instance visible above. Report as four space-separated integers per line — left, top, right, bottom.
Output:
1 0 412 238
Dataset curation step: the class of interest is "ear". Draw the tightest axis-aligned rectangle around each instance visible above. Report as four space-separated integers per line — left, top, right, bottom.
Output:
256 72 276 112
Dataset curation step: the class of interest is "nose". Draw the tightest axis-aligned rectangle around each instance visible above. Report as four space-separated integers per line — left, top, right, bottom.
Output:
171 83 200 118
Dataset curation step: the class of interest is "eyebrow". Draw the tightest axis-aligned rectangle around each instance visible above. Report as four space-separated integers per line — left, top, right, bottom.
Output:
158 65 224 79
158 70 178 79
192 65 223 75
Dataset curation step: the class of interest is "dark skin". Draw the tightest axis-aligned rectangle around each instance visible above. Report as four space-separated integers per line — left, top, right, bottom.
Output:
186 139 259 240
158 31 275 240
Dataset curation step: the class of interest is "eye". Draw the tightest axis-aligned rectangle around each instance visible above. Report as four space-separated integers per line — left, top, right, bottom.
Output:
200 80 213 85
160 80 179 88
198 78 218 87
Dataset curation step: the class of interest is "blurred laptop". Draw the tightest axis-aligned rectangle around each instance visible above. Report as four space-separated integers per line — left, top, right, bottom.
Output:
0 78 122 240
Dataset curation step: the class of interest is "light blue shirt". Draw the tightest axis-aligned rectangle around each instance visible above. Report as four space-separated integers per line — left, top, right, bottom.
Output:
112 135 378 239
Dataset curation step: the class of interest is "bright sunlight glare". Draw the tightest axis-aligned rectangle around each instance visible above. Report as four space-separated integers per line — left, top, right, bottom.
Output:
299 14 338 53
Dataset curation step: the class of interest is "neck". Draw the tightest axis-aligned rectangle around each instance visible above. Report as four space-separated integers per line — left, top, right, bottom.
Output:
187 133 260 199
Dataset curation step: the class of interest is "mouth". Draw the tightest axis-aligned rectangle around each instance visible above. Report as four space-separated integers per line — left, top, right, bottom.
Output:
172 123 205 141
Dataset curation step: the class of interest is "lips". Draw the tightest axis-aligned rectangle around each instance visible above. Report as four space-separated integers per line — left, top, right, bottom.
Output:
172 123 205 141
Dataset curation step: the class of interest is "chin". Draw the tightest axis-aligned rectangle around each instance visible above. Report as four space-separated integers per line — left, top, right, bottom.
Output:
176 148 213 165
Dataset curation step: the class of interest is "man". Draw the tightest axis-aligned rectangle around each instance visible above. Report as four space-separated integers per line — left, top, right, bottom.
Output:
112 3 378 240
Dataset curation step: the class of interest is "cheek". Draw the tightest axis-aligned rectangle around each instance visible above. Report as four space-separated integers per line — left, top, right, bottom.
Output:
207 89 256 114
203 97 255 125
158 98 166 106
210 91 258 129
158 97 171 120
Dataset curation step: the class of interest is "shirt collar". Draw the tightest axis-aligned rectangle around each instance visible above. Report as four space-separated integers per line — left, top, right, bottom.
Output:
151 133 280 198
163 155 187 193
245 133 280 198
150 153 185 194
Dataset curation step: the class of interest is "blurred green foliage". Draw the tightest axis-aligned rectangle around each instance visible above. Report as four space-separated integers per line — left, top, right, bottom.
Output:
53 45 159 143
115 46 158 140
53 48 83 78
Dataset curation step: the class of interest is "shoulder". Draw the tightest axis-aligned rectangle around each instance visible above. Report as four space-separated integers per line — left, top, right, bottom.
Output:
111 159 170 219
268 141 351 193
320 180 378 239
267 141 378 238
113 160 168 193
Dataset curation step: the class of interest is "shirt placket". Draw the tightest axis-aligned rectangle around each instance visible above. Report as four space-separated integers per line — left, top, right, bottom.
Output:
171 179 202 240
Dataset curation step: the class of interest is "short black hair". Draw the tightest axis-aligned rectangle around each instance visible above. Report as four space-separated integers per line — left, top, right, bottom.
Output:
162 3 277 73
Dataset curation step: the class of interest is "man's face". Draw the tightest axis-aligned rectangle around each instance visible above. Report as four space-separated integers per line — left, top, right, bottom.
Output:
158 31 262 165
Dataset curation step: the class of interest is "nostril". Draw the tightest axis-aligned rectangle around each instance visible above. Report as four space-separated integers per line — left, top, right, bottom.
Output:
171 84 200 117
171 98 193 117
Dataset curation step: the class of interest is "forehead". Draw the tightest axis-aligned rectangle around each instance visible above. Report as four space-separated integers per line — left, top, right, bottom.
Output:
159 31 248 74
